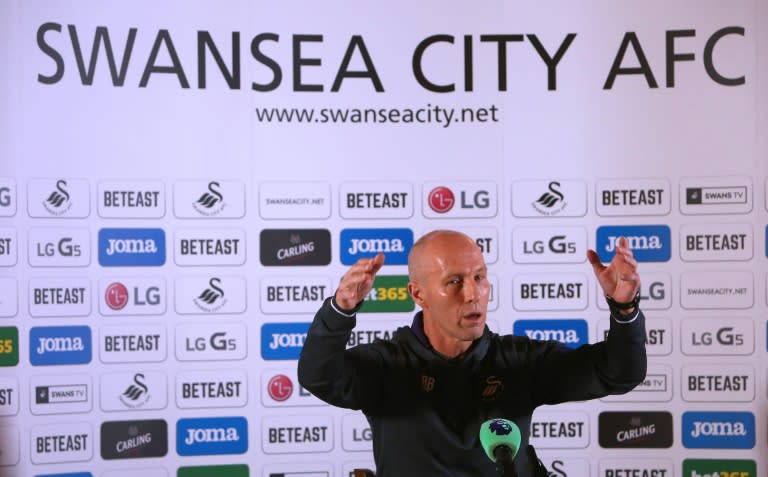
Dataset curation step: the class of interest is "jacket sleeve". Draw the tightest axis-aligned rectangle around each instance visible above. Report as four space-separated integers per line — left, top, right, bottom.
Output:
297 297 387 411
527 310 648 406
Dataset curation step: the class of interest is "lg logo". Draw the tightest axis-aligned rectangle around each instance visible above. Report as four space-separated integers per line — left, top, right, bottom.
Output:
35 237 81 258
428 186 489 213
0 187 10 207
185 332 237 352
423 182 496 218
522 235 576 255
691 327 744 346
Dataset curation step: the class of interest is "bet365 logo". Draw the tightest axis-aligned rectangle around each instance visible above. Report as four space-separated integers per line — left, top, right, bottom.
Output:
0 327 18 366
360 275 414 313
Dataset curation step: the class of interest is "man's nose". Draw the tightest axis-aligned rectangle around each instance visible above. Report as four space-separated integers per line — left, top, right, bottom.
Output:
463 279 479 302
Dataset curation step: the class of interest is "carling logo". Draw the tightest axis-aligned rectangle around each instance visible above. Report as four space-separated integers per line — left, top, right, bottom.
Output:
682 411 755 449
598 411 673 448
513 319 588 349
30 326 91 366
177 416 248 456
98 228 166 266
260 229 331 266
596 225 671 262
100 419 168 459
261 323 310 360
340 228 413 265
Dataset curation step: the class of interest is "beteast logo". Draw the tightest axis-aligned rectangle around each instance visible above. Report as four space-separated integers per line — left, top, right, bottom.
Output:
261 323 310 360
177 464 249 477
340 228 413 265
0 228 16 267
598 411 673 448
423 182 497 218
98 228 166 266
30 326 91 366
99 324 166 364
29 277 90 317
0 327 19 367
97 181 165 219
176 369 247 409
682 459 756 477
529 411 589 449
340 181 413 219
31 422 92 464
682 364 754 402
100 419 168 460
0 376 18 416
596 225 671 262
513 319 587 349
176 416 248 456
682 411 755 449
260 229 331 266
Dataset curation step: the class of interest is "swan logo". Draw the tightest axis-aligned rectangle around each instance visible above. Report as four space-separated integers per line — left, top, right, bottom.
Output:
119 373 152 409
194 278 228 312
43 179 72 215
193 181 226 216
532 181 567 215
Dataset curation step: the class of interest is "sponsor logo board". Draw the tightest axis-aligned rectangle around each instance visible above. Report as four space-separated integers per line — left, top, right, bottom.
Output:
261 323 310 360
175 276 247 314
529 410 589 448
680 176 752 215
598 411 673 448
175 323 247 361
511 180 587 217
682 364 754 402
601 365 673 402
261 370 325 407
177 416 248 456
682 459 756 477
0 278 18 317
0 227 17 267
99 324 166 363
596 178 671 216
174 180 246 218
596 225 671 262
28 178 90 218
513 319 588 349
0 326 18 366
680 223 753 261
260 277 330 314
260 229 331 266
680 271 753 309
174 228 246 266
30 326 91 366
598 458 673 477
681 317 753 355
99 277 166 315
97 181 165 218
512 226 587 264
339 181 413 219
29 228 90 267
512 274 588 311
340 228 412 265
31 422 92 464
423 182 497 218
29 277 90 317
31 374 92 415
259 182 331 219
682 411 755 449
100 371 167 411
100 419 168 460
359 275 414 313
261 415 333 454
0 178 16 217
98 228 165 267
0 376 18 416
176 369 247 409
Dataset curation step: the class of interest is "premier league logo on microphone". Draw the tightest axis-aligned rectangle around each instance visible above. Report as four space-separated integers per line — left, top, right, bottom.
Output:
489 418 513 436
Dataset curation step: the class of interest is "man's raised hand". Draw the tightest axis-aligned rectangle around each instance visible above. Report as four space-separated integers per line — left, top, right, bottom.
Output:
334 253 385 310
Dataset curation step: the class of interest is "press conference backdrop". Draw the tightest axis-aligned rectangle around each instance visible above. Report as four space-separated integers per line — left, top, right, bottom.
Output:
0 1 766 476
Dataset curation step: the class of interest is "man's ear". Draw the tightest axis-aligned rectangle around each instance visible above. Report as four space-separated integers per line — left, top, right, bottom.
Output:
408 282 425 308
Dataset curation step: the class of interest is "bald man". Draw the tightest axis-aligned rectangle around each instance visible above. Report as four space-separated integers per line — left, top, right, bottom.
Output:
298 230 647 476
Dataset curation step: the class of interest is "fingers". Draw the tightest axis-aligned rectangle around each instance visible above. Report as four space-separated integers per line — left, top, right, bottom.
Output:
335 254 385 309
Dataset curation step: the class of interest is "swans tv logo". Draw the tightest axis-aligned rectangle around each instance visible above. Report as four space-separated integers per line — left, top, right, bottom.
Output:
513 319 587 349
30 326 91 366
682 459 756 477
177 417 248 456
340 228 413 265
682 411 755 449
596 225 671 262
100 419 168 460
31 374 92 415
261 323 310 360
98 228 166 266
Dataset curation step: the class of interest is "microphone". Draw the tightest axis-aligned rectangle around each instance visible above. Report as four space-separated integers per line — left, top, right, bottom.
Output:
479 418 522 477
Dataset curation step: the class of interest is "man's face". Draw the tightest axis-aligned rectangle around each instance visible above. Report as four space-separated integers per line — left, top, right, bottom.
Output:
409 234 490 355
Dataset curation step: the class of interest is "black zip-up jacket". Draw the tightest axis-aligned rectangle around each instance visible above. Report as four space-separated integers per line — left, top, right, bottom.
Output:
298 297 647 476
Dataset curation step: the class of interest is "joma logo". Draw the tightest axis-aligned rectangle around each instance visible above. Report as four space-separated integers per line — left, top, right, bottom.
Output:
184 427 240 445
348 238 405 254
691 421 747 438
36 336 84 354
605 235 663 252
105 238 158 256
